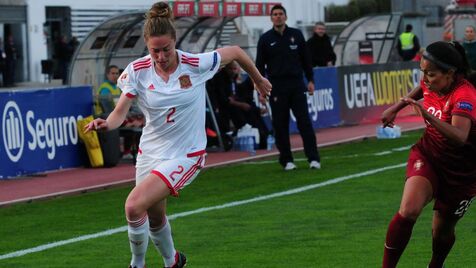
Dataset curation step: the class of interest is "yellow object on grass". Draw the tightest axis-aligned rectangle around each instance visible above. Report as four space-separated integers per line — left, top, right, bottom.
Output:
77 116 104 167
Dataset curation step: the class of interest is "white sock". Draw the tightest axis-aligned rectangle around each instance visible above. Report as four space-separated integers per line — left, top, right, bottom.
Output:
149 216 176 267
127 214 149 268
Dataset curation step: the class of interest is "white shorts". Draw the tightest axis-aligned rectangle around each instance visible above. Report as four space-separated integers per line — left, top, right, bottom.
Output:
135 150 206 196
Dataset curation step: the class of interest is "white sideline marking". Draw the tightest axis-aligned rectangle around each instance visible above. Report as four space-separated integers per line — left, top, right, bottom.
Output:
0 162 406 261
245 145 412 165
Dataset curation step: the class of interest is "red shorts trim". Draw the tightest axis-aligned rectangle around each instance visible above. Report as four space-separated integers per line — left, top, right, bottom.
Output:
186 150 206 157
175 155 203 191
151 170 179 197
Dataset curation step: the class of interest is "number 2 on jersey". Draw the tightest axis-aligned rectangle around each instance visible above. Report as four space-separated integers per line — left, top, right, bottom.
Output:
166 107 176 123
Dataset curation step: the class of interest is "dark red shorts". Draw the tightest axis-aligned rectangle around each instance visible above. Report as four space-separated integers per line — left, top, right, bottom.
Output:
406 146 476 218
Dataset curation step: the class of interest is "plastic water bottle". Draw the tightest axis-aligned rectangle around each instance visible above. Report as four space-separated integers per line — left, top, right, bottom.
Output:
238 136 244 151
234 136 241 151
266 135 275 151
376 125 401 139
246 136 256 155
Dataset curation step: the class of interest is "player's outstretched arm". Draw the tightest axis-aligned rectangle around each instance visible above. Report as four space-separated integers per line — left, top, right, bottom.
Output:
84 93 133 133
381 85 422 127
216 46 272 97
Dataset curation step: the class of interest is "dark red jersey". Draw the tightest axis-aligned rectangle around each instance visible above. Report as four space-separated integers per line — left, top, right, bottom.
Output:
416 78 476 185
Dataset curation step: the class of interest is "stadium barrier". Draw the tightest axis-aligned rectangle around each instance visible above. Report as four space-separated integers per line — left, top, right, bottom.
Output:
0 86 93 179
288 61 419 133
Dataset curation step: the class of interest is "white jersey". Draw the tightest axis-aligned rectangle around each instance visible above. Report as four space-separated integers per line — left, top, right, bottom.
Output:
118 50 221 160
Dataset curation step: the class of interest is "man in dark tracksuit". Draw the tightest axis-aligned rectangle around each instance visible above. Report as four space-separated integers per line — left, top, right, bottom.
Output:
256 4 320 171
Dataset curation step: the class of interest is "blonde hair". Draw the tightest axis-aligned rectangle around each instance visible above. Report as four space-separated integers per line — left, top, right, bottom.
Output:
144 2 176 40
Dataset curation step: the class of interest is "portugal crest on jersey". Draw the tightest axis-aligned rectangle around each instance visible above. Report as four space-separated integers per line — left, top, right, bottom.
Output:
414 159 424 171
179 74 192 89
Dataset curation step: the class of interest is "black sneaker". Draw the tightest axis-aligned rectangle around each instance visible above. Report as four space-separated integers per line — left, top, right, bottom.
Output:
166 251 187 268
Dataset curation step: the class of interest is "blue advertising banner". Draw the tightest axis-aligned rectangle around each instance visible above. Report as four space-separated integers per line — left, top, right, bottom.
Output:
0 86 93 179
289 67 341 133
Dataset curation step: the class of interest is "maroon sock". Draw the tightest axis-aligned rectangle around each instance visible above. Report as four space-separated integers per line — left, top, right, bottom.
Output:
382 213 416 268
428 232 455 268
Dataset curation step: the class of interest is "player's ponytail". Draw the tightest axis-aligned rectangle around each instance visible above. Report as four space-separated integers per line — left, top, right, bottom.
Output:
450 41 471 76
144 1 176 40
467 71 476 88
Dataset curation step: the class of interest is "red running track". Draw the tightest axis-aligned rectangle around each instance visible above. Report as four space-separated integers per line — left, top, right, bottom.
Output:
0 116 424 206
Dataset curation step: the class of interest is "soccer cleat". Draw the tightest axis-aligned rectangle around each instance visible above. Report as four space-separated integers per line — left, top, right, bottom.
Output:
166 251 187 268
284 162 297 171
128 265 146 268
309 160 321 169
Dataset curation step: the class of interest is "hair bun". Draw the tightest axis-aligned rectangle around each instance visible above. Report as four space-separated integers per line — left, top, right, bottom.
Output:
147 2 173 20
157 8 169 17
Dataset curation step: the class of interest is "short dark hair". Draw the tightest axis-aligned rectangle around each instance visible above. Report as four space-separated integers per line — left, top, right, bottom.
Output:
405 24 413 32
270 4 286 16
106 65 118 74
315 21 325 27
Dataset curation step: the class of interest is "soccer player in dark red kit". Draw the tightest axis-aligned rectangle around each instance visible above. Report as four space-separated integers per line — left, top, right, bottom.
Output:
381 41 476 268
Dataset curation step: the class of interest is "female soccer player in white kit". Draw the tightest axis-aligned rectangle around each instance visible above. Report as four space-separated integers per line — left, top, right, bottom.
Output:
84 2 272 268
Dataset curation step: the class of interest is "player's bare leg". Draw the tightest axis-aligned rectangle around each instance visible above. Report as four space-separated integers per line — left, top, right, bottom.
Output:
428 210 459 268
125 174 172 268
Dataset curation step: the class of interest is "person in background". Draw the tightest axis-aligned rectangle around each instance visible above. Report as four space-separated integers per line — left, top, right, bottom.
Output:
84 2 271 268
0 37 5 87
256 4 321 171
97 65 120 97
306 21 336 67
69 36 79 52
442 31 453 42
462 25 476 71
209 61 269 149
54 35 74 85
96 65 136 160
4 35 17 87
96 65 121 114
396 24 420 61
381 41 476 268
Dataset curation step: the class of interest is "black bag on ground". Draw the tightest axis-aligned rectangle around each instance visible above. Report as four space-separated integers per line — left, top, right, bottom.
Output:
97 129 121 167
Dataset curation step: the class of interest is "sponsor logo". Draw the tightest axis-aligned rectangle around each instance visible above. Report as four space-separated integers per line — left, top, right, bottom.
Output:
2 101 24 162
148 84 155 90
343 68 420 109
456 101 473 112
307 88 335 121
1 101 83 162
130 240 143 246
